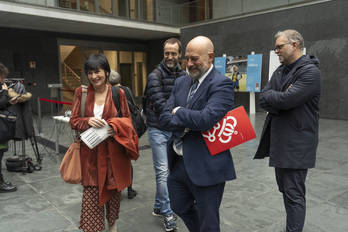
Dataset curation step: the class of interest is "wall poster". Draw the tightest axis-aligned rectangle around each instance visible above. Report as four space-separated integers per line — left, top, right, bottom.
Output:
246 54 262 92
214 54 262 92
214 57 226 76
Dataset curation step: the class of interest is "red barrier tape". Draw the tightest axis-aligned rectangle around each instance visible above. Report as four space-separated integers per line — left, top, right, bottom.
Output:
39 98 72 105
59 89 75 92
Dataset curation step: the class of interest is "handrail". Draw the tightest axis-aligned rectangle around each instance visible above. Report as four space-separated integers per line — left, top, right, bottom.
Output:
62 62 81 81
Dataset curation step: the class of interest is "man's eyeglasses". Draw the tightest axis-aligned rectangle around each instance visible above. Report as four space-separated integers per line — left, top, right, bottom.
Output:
273 42 292 52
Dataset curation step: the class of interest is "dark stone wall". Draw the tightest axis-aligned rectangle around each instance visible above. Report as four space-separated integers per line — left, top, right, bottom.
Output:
179 0 348 120
0 28 60 116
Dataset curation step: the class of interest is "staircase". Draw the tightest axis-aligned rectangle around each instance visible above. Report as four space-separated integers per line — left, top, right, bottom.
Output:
61 62 82 107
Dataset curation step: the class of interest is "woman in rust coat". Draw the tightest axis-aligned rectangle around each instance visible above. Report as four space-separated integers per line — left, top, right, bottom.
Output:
69 54 139 232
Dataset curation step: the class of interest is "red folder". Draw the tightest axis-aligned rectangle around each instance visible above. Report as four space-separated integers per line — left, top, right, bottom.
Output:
202 106 256 156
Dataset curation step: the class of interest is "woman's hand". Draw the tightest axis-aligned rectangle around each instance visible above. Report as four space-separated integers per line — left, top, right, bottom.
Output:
1 83 8 90
9 96 19 105
107 126 116 137
88 117 105 128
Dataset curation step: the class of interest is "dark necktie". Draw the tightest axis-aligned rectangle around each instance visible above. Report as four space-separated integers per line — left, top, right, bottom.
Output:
186 80 199 107
175 80 199 152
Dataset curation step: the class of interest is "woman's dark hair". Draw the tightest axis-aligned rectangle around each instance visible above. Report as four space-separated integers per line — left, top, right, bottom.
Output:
84 53 111 81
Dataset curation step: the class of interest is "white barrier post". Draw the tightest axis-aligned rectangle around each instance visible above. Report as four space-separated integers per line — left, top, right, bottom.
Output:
249 51 256 115
249 92 256 114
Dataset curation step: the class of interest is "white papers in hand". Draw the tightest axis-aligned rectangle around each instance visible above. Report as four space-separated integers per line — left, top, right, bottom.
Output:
80 120 110 149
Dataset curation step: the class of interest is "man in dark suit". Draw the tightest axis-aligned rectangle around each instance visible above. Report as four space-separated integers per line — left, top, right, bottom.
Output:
159 36 235 232
255 30 322 232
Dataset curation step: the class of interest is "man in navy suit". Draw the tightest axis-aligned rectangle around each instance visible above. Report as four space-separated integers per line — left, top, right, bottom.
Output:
159 36 236 232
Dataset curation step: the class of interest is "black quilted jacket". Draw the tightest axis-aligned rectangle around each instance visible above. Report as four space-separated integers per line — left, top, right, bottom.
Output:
146 59 186 129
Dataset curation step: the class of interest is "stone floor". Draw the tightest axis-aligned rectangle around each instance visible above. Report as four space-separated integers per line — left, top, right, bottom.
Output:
0 113 347 232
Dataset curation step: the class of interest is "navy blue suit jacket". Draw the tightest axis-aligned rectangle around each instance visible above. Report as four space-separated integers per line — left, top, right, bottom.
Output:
159 66 236 186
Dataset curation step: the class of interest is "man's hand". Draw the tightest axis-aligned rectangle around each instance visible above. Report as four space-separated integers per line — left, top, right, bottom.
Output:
287 84 293 91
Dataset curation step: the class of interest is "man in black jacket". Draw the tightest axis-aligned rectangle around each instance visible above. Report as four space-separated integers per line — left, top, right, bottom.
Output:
255 30 322 232
145 38 186 231
109 69 138 200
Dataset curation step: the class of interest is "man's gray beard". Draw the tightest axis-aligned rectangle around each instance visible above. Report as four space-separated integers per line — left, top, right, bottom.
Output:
165 62 176 69
189 71 200 80
189 64 209 80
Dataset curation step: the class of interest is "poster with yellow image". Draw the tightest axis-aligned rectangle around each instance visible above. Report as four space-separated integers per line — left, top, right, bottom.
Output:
225 56 248 92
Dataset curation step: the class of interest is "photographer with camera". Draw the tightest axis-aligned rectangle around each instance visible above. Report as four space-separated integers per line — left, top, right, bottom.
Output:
0 63 18 193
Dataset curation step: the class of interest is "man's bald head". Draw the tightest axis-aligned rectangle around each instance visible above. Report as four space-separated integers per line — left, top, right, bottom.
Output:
187 36 214 55
185 36 215 80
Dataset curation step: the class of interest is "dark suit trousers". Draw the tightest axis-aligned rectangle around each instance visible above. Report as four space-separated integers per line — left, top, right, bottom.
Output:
168 156 225 232
275 168 308 232
0 149 4 174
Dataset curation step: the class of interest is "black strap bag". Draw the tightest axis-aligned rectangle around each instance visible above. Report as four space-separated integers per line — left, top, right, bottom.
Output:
112 86 147 138
0 108 17 143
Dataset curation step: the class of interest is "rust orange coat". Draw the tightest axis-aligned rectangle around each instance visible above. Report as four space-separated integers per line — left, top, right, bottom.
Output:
69 84 139 206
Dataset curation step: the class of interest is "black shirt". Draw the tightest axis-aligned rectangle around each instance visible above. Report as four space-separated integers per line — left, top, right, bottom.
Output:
281 55 304 85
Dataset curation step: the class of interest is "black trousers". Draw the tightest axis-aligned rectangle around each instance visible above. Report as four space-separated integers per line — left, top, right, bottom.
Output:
275 167 308 232
0 149 4 174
